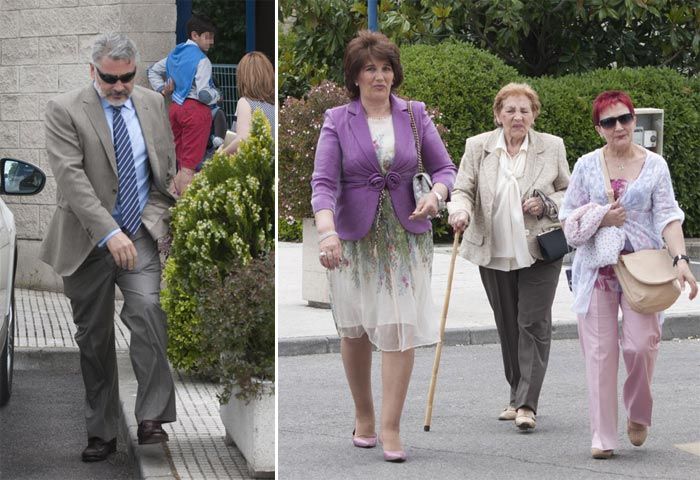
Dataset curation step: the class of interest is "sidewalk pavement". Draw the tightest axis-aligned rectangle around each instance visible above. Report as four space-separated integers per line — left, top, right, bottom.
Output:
16 288 252 480
278 241 700 356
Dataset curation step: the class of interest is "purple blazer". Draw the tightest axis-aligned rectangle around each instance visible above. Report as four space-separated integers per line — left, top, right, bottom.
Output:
310 95 456 241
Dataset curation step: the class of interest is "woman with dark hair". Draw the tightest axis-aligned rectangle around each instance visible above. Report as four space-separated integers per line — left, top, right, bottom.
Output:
310 30 456 462
560 90 697 459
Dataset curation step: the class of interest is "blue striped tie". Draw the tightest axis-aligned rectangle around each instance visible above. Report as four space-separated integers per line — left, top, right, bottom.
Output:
112 106 141 236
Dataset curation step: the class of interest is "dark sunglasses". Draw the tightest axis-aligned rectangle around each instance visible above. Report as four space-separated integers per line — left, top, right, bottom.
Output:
95 66 137 84
598 113 634 129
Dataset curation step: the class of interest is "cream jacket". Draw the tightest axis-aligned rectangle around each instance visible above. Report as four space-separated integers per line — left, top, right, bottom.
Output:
447 128 570 266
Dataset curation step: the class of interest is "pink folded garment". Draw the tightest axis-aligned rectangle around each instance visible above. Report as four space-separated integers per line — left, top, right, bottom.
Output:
564 202 625 269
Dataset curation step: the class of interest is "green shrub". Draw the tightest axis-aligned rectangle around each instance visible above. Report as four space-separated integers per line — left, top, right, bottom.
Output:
278 81 350 222
278 29 330 103
197 253 275 403
399 41 521 162
278 217 302 242
397 42 700 235
162 110 274 378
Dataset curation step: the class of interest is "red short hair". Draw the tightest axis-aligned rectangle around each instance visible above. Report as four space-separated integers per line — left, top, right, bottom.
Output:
591 90 635 126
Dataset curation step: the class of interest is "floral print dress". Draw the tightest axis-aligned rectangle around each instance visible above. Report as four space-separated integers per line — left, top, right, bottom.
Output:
327 116 438 351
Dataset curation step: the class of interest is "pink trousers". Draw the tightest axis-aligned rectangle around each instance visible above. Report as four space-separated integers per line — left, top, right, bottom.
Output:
577 287 661 450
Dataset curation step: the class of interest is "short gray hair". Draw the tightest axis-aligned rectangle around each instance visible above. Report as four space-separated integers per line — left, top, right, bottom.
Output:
91 33 139 66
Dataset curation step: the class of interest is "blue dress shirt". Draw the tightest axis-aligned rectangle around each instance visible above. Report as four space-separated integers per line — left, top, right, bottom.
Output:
98 95 152 246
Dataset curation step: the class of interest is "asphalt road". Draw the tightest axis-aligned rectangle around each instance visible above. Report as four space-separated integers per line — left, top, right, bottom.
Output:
0 350 134 480
279 338 700 479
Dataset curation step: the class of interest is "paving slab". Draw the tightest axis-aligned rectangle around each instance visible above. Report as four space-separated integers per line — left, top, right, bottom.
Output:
278 242 700 356
15 288 252 480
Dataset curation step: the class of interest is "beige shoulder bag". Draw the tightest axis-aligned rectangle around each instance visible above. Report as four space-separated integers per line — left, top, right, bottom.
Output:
600 152 681 314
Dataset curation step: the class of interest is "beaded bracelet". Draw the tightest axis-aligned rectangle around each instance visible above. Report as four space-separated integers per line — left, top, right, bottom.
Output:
318 231 338 242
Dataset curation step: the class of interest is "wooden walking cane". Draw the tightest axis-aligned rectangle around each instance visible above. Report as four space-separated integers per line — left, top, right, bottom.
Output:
423 230 461 431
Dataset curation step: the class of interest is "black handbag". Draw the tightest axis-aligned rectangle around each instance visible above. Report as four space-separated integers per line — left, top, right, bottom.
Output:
537 227 572 262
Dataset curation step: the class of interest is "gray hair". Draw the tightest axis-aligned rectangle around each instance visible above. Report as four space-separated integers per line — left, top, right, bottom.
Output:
91 33 139 67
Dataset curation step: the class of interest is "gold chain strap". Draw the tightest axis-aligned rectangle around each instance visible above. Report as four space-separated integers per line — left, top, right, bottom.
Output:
407 100 424 174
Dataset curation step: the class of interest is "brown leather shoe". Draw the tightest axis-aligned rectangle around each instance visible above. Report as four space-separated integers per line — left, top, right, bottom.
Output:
81 437 116 462
137 420 169 445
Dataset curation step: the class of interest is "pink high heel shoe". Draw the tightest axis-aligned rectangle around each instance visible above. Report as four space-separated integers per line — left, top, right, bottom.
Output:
383 450 407 462
352 429 377 448
379 434 406 462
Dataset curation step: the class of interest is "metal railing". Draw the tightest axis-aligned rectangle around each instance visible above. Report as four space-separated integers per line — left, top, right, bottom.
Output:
212 64 238 129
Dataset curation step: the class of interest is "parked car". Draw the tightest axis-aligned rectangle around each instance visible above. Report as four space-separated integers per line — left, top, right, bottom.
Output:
0 158 46 406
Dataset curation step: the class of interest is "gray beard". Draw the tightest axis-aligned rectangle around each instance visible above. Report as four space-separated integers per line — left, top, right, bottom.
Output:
93 79 128 107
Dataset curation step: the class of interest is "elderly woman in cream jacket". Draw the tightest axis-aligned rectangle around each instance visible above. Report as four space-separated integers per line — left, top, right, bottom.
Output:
447 83 570 431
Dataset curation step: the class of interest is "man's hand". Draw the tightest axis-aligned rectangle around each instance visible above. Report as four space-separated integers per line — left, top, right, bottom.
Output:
107 232 138 270
173 168 196 196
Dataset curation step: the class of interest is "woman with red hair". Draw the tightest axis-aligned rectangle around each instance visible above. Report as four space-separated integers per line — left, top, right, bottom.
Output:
560 90 697 459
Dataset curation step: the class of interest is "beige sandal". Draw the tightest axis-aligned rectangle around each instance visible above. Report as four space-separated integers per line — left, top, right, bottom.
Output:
498 405 517 421
591 448 614 459
627 419 648 446
515 408 536 430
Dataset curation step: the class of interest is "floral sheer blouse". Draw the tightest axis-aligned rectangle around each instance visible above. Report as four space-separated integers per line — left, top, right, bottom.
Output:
559 148 684 314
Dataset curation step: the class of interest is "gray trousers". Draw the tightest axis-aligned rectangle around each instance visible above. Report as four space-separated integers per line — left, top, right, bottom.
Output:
63 227 176 441
479 259 562 413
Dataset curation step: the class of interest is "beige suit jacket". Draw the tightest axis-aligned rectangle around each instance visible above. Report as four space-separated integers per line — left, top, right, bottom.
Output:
447 128 570 266
40 85 176 277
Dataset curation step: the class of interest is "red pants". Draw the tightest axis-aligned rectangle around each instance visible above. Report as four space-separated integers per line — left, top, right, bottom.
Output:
169 99 210 170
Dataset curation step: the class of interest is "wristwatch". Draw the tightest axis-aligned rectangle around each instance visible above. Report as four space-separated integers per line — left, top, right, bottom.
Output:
672 254 690 267
432 190 446 210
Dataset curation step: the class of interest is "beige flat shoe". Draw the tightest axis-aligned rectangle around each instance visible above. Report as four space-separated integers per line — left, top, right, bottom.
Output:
591 448 614 459
515 408 536 430
627 420 648 446
498 405 517 421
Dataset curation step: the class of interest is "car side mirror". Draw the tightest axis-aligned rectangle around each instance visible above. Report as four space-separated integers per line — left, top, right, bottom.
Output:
1 158 46 196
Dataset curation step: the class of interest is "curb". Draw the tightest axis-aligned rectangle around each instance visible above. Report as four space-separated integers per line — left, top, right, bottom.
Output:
15 347 176 480
278 313 700 357
116 353 178 480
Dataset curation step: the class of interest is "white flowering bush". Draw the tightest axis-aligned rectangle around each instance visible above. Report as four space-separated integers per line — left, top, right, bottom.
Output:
162 110 274 378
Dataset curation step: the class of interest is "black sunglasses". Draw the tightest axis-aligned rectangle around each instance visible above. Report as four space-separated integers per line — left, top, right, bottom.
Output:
95 66 137 84
598 113 634 130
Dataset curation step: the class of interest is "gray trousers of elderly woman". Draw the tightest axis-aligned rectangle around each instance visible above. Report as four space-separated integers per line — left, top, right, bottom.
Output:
479 258 563 413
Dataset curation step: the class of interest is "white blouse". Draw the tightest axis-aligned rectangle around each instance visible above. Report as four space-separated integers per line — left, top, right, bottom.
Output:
487 131 534 271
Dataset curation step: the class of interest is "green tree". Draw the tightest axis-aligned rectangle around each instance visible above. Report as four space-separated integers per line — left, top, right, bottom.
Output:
193 0 246 64
279 0 699 85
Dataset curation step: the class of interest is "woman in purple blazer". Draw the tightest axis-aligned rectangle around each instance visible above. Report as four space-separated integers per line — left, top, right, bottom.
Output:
311 30 456 463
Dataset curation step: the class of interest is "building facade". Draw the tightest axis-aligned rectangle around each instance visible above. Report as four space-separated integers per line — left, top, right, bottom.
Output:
0 0 177 289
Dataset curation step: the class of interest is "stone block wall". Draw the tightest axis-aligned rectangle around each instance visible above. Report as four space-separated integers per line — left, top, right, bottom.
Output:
0 0 176 290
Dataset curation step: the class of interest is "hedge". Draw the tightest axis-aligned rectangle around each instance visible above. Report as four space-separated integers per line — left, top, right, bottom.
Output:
278 40 700 236
399 41 700 235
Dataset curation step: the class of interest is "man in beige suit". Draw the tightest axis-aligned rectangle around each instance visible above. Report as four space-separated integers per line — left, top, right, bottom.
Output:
41 33 176 462
448 83 570 433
